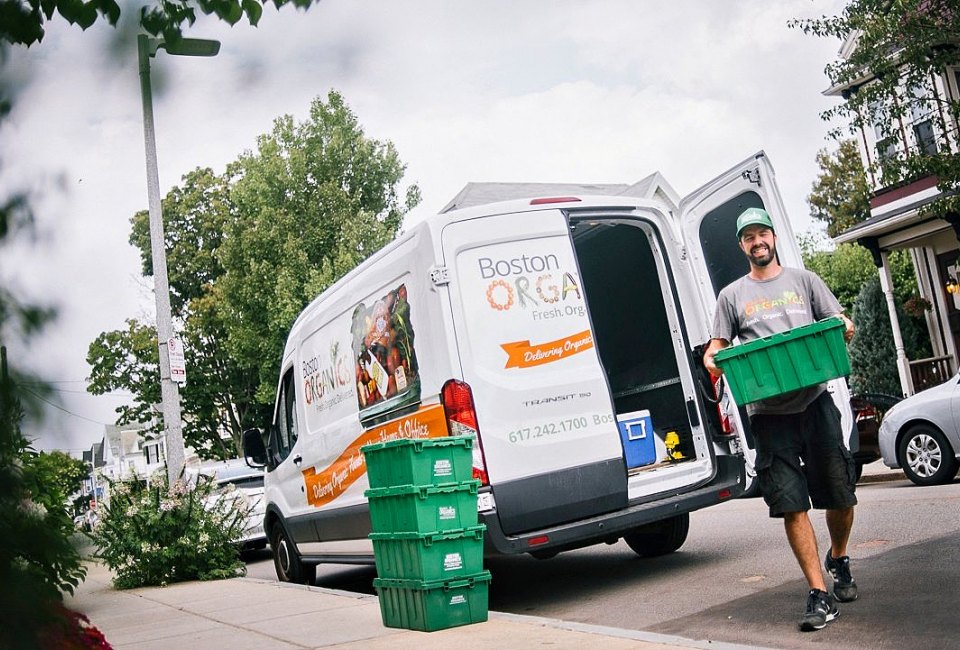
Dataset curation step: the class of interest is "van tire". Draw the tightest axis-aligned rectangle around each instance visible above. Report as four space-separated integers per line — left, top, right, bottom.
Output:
272 524 313 584
623 513 689 557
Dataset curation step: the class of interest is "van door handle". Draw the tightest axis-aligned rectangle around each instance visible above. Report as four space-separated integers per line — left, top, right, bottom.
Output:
293 454 302 466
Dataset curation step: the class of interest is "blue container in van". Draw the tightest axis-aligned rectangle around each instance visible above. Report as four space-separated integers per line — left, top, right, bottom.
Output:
617 410 658 469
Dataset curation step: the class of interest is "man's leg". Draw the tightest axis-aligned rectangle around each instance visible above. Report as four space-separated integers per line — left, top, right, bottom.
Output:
825 506 854 558
824 506 858 602
783 510 826 591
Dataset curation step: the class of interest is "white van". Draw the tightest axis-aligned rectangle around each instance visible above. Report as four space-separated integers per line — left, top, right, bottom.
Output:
243 151 854 583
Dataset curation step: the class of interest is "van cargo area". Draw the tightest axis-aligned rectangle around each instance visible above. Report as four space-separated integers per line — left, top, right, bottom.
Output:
571 217 706 477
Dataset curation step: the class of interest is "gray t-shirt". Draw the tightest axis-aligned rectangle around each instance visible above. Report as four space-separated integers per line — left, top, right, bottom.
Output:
712 266 843 415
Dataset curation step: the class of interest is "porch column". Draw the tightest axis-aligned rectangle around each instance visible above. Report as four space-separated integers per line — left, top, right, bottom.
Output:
879 251 913 396
860 238 912 396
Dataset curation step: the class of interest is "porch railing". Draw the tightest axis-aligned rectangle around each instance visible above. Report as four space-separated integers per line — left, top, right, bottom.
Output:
909 355 954 393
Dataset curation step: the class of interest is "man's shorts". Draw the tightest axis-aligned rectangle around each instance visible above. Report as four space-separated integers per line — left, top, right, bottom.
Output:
749 391 858 518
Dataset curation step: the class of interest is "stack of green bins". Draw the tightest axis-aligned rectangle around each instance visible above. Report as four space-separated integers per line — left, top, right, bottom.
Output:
361 436 491 632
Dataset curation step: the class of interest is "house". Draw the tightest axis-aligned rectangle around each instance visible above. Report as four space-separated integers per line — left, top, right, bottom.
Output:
823 25 960 397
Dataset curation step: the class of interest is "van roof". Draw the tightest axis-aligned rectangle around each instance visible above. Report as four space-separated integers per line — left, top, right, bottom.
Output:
440 173 680 214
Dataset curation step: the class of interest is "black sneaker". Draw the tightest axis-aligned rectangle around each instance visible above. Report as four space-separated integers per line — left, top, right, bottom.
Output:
824 552 859 602
799 589 839 631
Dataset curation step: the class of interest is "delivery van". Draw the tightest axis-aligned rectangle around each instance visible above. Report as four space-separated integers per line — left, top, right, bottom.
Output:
242 151 854 583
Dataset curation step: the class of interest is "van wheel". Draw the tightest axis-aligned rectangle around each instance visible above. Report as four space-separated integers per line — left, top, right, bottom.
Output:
272 524 313 584
623 513 689 557
530 549 559 560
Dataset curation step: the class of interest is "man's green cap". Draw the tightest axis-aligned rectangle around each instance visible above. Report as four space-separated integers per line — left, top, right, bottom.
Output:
736 207 774 239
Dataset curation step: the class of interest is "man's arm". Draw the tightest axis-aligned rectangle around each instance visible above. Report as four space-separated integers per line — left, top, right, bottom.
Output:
703 337 731 377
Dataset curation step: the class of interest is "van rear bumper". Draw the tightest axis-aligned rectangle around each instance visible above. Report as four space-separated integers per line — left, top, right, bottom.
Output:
481 454 744 555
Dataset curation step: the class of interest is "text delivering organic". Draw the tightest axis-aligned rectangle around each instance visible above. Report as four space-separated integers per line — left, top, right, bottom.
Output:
500 329 594 369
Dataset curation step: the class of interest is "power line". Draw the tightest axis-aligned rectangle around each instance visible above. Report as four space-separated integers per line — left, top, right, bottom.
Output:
18 386 112 426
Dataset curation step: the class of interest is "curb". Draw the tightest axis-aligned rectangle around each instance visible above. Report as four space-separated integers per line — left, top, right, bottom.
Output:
858 470 905 484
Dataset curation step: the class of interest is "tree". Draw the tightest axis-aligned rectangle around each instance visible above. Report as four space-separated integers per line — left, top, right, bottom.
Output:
219 90 420 403
848 276 903 395
1 0 320 48
793 0 960 217
88 168 264 458
24 450 89 512
1 350 88 649
87 91 420 452
807 139 871 238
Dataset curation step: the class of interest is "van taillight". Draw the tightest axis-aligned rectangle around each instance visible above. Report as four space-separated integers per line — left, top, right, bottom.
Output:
713 376 733 436
440 379 489 485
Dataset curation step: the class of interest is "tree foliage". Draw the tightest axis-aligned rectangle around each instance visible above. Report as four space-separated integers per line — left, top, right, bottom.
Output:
0 0 321 48
24 450 89 512
88 91 419 454
1 353 88 649
808 139 871 238
848 276 902 395
220 91 420 402
793 0 960 216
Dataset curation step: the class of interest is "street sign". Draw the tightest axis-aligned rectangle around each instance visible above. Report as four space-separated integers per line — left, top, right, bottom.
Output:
167 337 187 384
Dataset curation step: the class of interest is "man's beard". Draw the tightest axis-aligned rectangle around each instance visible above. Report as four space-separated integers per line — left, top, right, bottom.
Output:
744 242 776 267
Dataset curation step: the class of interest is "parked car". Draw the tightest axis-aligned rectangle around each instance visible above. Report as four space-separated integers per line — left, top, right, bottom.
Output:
197 459 268 550
850 393 901 481
878 375 960 486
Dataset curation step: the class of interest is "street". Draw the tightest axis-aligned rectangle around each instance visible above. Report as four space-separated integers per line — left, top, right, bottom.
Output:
245 472 960 649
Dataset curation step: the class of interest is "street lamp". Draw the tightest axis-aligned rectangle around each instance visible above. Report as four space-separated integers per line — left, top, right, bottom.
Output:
137 34 220 488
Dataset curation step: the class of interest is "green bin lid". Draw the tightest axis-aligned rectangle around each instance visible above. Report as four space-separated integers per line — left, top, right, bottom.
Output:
714 317 844 362
373 570 492 591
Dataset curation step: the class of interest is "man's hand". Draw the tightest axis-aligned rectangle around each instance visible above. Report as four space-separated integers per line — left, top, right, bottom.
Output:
839 313 855 343
703 338 730 377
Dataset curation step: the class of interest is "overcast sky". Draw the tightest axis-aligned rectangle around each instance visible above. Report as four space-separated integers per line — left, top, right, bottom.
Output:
1 0 848 454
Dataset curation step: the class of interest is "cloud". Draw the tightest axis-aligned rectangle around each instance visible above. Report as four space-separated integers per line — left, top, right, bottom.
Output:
0 0 848 452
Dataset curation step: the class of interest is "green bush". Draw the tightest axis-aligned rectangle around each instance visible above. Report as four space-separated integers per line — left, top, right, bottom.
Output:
1 365 93 649
92 470 249 589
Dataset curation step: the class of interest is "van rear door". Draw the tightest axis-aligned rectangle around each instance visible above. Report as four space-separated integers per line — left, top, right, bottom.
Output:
441 206 628 535
678 151 854 447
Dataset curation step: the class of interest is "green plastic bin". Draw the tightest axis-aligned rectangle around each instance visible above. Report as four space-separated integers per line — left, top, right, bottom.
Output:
715 318 851 405
370 525 485 581
366 481 480 534
374 571 492 631
361 436 474 489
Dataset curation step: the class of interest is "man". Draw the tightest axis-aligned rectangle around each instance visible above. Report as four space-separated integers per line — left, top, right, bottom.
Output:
703 207 858 632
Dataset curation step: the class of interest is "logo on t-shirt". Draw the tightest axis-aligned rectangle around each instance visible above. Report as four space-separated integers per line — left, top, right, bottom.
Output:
744 290 805 317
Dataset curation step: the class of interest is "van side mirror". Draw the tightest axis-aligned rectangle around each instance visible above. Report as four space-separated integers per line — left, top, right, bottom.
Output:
242 428 268 468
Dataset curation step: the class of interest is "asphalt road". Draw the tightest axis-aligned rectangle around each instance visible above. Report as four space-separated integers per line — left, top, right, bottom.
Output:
246 475 960 649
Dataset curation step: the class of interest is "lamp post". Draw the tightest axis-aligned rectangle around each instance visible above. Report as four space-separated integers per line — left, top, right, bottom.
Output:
137 34 220 487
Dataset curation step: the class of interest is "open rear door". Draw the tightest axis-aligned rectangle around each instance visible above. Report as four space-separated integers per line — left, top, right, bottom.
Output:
677 151 854 451
441 206 628 535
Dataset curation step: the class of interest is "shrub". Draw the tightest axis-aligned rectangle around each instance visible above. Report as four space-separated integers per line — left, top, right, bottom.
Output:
92 470 250 589
1 364 95 649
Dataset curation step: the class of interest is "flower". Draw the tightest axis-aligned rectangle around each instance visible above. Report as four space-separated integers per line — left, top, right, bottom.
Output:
20 498 47 519
904 294 933 318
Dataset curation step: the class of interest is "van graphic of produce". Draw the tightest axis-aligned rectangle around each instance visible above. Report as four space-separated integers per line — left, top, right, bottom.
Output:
351 284 421 425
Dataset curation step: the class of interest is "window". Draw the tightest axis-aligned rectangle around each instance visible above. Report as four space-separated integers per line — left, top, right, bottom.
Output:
272 368 299 463
914 120 938 154
909 83 938 155
144 443 162 465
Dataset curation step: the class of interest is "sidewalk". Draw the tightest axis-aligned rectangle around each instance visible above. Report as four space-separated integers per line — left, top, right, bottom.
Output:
67 561 764 650
66 467 904 650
